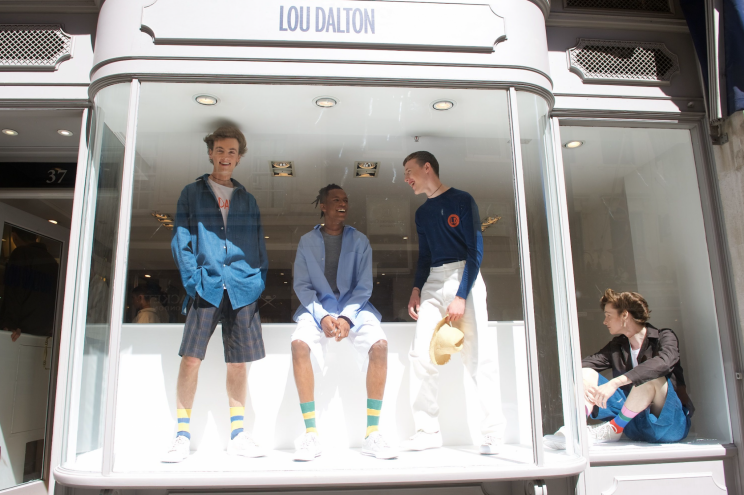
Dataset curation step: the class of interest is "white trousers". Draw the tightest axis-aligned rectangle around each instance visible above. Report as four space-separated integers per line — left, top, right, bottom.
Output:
409 261 507 437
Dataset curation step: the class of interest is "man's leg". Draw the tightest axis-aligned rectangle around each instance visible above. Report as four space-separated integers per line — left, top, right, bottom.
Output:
289 324 323 461
625 376 668 417
365 340 387 437
456 272 506 452
226 362 247 439
175 356 201 439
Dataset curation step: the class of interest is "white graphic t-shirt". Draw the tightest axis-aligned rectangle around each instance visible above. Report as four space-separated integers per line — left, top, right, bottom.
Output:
208 177 235 228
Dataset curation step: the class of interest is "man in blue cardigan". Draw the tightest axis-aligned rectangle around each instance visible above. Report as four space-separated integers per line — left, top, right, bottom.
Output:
164 126 268 462
291 184 397 461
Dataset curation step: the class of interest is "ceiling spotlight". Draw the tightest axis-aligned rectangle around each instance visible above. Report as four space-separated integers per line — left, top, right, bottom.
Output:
48 219 58 224
2 129 18 136
195 94 219 106
265 236 270 239
432 100 455 111
57 129 73 137
144 274 151 278
270 161 295 177
355 161 379 178
314 96 338 108
564 140 584 149
403 236 408 240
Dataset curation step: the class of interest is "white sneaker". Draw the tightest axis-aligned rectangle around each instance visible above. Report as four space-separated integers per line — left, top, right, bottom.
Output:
362 431 398 459
480 434 504 455
588 421 623 444
294 432 322 461
162 435 190 463
400 430 443 451
227 431 266 457
543 426 568 450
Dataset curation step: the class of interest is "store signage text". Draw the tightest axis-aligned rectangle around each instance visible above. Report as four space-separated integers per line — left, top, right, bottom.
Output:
142 0 505 54
278 6 375 34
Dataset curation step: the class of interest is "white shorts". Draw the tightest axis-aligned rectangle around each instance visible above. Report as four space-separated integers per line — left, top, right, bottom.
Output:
291 317 386 372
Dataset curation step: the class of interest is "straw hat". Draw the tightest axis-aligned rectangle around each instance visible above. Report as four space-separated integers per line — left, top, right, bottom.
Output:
429 316 465 365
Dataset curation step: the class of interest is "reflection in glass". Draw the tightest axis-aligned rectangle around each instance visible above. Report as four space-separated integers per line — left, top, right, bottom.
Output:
0 225 62 489
62 83 131 469
562 126 732 444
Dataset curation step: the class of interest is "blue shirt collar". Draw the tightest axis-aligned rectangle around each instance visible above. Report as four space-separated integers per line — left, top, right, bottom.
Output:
313 224 356 233
197 173 246 191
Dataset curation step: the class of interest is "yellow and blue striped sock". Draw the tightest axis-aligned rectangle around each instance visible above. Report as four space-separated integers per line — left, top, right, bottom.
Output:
176 408 191 439
366 399 382 438
301 401 317 434
230 406 244 440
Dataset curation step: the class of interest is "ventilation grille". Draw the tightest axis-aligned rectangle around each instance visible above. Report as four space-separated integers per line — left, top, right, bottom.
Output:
567 38 679 85
0 25 73 70
564 0 672 12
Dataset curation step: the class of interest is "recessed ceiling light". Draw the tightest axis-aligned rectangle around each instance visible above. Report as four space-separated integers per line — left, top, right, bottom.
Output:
57 129 73 136
280 273 284 276
144 274 151 278
2 129 18 136
564 140 584 149
48 219 58 224
314 96 338 108
195 94 218 106
403 236 408 240
265 236 270 239
270 161 295 177
432 100 455 111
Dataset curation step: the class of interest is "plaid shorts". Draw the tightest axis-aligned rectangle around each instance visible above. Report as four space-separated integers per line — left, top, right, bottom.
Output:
179 290 265 363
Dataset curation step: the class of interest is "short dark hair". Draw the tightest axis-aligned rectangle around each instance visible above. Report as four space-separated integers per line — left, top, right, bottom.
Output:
204 125 247 156
403 151 440 177
13 228 38 244
600 288 651 324
312 183 344 218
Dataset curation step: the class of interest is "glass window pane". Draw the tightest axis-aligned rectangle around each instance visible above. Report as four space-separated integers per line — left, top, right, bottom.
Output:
562 125 731 445
61 83 131 469
113 83 537 473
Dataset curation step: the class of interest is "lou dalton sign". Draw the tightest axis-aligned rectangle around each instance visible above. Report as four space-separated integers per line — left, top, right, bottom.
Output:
141 0 506 53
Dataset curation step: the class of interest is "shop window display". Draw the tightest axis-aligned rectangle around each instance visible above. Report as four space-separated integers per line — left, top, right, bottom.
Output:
560 125 732 447
101 83 561 474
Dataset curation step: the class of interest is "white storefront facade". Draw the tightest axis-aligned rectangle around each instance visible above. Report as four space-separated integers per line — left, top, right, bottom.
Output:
0 0 741 494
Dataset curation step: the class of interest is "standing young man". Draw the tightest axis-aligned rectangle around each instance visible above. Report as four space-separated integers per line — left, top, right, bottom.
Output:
290 184 397 461
164 125 268 462
401 151 506 455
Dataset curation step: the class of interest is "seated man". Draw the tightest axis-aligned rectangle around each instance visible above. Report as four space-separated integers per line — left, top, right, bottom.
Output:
131 285 161 324
291 184 397 461
546 289 692 448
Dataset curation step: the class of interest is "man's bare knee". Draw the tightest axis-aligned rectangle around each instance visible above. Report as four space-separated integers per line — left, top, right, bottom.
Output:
181 356 202 370
582 367 598 382
226 362 246 373
369 340 388 360
291 339 310 359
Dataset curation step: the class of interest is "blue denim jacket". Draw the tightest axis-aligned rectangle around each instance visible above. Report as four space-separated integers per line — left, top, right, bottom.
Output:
293 225 381 330
172 174 268 312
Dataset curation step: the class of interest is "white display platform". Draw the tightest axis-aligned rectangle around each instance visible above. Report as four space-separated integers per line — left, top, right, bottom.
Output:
108 322 538 473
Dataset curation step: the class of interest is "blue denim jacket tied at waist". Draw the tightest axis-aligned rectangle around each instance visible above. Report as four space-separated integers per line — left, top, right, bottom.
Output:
172 174 268 313
293 225 380 330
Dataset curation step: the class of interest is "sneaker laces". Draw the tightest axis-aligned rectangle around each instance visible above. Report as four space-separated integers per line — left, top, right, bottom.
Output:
591 422 619 441
369 432 391 449
297 433 318 450
233 431 258 447
483 434 502 445
168 436 189 452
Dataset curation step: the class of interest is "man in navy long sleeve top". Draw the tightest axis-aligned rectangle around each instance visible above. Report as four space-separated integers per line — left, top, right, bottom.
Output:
401 151 506 455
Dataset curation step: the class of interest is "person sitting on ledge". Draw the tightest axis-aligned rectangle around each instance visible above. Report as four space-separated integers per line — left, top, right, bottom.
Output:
545 288 693 449
290 184 397 461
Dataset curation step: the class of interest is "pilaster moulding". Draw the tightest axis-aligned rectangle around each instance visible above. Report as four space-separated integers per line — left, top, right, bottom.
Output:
529 0 552 19
546 11 689 32
0 99 89 109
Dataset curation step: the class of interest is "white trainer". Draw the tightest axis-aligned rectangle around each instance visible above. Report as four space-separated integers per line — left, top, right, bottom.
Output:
588 421 623 444
480 434 504 455
227 431 266 457
399 430 443 451
543 426 568 450
161 435 190 463
294 432 322 461
362 431 398 459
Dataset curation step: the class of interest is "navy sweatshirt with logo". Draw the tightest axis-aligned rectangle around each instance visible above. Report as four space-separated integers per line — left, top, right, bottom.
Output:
413 187 483 299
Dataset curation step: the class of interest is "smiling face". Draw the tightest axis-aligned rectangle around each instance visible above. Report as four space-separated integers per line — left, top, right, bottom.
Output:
603 303 627 335
404 158 433 195
320 188 349 225
208 137 241 177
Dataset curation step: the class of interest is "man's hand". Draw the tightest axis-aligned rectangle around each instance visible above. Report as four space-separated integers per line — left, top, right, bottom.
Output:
446 296 466 322
10 328 22 342
335 317 351 342
320 316 338 338
408 289 421 320
592 379 621 409
583 379 599 407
